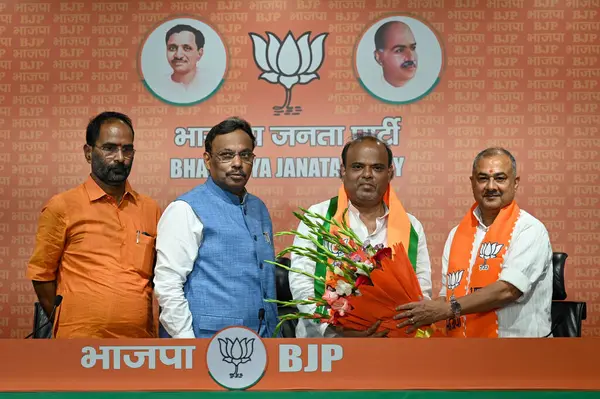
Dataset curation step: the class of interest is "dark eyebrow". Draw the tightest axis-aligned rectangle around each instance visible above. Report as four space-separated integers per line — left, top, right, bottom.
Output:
352 162 386 167
219 148 252 153
478 172 508 177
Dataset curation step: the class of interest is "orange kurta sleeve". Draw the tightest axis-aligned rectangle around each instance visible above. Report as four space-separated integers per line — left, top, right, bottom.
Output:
26 196 68 282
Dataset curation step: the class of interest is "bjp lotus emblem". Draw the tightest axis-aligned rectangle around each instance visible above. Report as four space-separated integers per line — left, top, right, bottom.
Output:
207 327 267 390
249 31 328 116
218 337 254 378
479 242 504 271
447 270 464 291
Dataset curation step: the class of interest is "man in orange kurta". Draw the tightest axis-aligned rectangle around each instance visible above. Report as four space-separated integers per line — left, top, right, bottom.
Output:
27 111 161 338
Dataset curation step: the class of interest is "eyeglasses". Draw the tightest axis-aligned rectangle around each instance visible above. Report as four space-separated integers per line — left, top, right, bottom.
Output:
213 150 255 164
94 144 135 159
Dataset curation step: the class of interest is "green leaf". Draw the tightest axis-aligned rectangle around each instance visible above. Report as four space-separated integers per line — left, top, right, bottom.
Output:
264 260 325 282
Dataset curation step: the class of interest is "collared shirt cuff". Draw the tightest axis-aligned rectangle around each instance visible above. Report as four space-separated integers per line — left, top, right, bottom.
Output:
499 268 531 303
172 329 195 339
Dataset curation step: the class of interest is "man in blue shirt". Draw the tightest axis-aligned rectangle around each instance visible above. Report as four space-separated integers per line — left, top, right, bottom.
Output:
154 117 278 338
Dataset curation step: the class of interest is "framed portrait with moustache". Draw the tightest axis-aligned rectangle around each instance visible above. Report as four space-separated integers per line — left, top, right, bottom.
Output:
138 16 228 106
354 14 445 105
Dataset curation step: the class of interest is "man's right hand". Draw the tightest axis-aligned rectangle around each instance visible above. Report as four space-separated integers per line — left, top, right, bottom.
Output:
335 320 389 338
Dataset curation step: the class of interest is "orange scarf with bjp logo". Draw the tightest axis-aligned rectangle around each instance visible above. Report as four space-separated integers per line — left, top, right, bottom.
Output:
330 184 414 258
445 200 521 338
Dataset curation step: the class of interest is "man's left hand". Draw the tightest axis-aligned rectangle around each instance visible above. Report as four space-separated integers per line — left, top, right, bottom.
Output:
394 299 452 333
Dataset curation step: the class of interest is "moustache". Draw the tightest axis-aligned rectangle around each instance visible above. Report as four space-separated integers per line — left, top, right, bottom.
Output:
108 164 127 174
484 192 500 197
227 171 247 178
358 182 375 188
401 60 416 68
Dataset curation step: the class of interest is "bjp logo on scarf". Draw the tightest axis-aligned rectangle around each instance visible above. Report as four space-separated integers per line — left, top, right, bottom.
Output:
478 242 504 271
447 270 464 291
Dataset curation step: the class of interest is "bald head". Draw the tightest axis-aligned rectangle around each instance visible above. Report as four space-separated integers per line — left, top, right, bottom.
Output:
374 21 418 87
374 21 412 50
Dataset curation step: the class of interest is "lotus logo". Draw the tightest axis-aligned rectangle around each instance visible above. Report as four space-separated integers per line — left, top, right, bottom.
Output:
447 270 464 291
324 240 345 257
249 31 328 116
207 327 267 390
219 337 254 378
478 242 504 271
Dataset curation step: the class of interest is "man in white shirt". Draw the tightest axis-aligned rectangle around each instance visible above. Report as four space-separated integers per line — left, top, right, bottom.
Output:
289 134 432 338
395 147 553 337
153 117 278 338
151 24 206 104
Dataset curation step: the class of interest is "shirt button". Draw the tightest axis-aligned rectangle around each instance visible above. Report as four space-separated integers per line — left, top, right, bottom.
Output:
259 264 264 269
253 235 257 241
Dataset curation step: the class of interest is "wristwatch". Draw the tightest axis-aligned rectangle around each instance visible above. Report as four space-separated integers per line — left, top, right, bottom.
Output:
449 295 462 319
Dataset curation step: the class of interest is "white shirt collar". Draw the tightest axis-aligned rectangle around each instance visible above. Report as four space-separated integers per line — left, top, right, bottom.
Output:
472 206 490 231
347 200 389 219
166 68 202 91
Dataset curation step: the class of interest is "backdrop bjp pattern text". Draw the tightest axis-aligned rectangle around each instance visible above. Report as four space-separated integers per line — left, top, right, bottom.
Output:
0 0 598 339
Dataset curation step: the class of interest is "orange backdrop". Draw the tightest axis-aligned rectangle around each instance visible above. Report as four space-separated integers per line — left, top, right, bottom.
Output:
0 0 599 338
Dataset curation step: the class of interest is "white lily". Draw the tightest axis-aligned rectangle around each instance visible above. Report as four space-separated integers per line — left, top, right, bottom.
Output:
335 280 353 297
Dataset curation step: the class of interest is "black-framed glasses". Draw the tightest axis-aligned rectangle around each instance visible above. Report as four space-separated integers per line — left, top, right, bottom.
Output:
213 150 255 164
94 144 135 159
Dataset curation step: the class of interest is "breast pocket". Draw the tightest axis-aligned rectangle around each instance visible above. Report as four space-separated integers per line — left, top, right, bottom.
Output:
132 232 156 278
195 314 244 338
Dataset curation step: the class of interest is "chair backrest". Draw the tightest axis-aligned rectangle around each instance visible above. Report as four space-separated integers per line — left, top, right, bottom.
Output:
275 257 293 302
551 301 587 337
32 302 52 339
550 252 587 337
552 252 568 300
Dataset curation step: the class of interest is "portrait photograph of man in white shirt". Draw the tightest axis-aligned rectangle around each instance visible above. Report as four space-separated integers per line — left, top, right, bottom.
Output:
354 15 444 105
163 24 205 97
374 20 419 89
139 17 228 106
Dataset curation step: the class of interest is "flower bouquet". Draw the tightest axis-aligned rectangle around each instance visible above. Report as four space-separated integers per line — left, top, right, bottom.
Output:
266 207 443 338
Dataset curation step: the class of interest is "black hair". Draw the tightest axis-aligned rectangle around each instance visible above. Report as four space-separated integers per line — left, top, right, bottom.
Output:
205 117 256 153
165 24 205 49
341 133 393 167
86 111 134 146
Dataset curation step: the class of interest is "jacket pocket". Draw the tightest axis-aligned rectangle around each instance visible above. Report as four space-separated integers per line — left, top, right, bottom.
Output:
194 314 244 336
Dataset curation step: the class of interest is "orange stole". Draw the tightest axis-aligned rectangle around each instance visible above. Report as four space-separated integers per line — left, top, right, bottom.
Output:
446 201 521 338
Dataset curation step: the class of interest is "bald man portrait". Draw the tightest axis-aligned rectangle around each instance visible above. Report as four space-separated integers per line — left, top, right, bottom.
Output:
374 21 418 88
